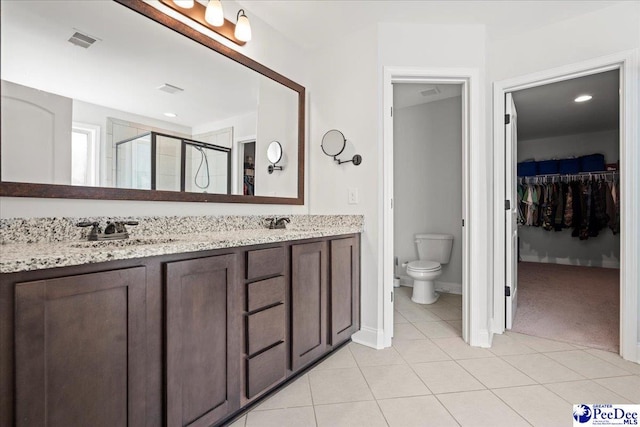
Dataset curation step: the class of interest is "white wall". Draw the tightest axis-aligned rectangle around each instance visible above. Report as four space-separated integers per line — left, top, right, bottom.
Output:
306 22 486 345
517 130 620 268
394 96 463 285
254 77 298 198
193 113 256 143
487 1 640 348
306 25 380 336
1 80 72 185
518 129 619 164
1 1 309 218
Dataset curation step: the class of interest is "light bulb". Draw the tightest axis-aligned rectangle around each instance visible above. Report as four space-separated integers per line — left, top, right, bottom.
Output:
574 95 593 103
235 9 251 42
205 0 224 27
173 0 194 9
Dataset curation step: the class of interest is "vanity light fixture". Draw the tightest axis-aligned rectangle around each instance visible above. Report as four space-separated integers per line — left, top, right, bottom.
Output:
160 0 250 46
235 9 252 42
205 0 224 27
574 94 593 103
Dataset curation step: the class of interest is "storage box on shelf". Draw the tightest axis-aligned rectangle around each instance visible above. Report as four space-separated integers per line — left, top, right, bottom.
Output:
537 159 559 175
579 154 606 172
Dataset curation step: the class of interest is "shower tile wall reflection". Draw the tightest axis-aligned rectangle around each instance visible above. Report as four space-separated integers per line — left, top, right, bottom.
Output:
156 135 181 192
116 133 151 190
115 130 230 193
185 144 229 194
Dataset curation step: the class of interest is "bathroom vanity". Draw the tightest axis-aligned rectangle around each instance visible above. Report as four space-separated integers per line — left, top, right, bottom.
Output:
0 216 362 427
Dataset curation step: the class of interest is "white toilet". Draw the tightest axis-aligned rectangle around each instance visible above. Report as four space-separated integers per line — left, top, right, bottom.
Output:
405 233 454 304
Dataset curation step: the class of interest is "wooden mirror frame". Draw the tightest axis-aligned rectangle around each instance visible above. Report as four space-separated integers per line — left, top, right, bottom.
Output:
0 0 305 205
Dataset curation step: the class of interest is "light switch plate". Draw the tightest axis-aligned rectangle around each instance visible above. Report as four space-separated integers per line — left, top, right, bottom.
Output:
348 188 359 204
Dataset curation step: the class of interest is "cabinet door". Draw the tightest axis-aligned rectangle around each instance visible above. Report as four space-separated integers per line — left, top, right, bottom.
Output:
329 237 360 345
291 241 327 371
15 267 146 427
165 254 240 427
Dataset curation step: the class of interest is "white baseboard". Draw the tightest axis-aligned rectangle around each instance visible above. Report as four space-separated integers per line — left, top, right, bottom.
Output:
435 281 462 295
399 275 412 286
519 255 620 269
398 276 462 295
352 326 385 349
471 328 492 348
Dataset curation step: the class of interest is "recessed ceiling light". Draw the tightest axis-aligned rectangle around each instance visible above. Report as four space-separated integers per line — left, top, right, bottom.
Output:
164 112 177 118
574 95 593 103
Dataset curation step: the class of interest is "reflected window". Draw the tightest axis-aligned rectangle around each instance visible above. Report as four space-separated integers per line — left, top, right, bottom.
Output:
71 123 100 186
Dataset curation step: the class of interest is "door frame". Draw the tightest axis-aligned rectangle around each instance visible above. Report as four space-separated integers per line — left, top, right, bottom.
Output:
504 93 518 329
382 67 482 348
492 50 639 362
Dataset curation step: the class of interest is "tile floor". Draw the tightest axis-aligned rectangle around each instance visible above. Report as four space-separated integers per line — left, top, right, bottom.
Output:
230 287 640 427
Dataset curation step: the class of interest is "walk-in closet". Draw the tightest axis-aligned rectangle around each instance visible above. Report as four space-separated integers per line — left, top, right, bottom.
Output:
511 69 620 352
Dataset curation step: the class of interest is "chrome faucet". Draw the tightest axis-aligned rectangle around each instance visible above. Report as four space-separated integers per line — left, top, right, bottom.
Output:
265 217 290 229
76 221 102 240
104 221 139 239
77 220 139 241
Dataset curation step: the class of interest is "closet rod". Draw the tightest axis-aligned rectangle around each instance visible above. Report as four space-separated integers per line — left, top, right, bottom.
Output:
518 171 619 183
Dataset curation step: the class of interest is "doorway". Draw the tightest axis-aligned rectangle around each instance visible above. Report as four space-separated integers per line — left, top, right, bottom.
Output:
238 140 255 195
391 82 464 340
493 51 639 362
382 67 481 348
507 70 621 352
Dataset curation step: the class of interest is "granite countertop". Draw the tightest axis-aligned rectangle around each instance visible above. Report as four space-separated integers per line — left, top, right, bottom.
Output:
0 225 362 274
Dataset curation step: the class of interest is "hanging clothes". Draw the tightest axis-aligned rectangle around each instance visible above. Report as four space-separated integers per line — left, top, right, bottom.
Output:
517 174 619 240
563 184 573 227
554 183 565 231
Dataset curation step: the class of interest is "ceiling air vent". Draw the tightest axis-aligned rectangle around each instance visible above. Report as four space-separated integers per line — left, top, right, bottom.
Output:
68 31 98 49
157 83 185 94
420 87 441 97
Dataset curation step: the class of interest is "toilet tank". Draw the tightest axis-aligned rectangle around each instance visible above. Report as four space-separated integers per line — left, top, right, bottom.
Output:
415 233 454 264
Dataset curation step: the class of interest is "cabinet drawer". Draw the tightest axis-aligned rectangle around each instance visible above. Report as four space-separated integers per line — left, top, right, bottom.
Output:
247 276 285 312
246 342 285 399
247 304 285 355
246 247 284 280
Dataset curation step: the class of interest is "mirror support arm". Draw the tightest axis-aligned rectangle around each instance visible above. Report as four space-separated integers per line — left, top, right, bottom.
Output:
333 154 363 166
267 164 284 174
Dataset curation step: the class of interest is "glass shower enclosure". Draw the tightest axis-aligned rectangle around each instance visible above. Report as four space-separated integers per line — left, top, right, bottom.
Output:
115 132 231 194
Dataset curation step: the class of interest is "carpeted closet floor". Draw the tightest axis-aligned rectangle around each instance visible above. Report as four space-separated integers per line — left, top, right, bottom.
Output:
512 262 619 353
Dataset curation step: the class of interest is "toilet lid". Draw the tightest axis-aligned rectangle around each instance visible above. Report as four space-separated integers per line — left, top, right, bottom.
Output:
407 260 441 272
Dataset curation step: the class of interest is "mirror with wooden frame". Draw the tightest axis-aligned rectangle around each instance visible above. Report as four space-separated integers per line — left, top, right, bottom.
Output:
0 0 305 205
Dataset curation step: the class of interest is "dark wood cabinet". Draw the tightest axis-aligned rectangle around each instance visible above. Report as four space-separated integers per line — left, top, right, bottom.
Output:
329 236 360 345
14 267 147 427
2 233 359 427
165 254 240 427
291 241 327 371
243 248 288 400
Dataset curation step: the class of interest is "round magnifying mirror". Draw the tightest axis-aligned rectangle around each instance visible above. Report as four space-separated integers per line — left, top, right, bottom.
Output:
267 141 283 164
321 130 346 157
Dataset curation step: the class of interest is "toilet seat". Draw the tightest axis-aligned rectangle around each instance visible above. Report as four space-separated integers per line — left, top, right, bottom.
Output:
407 260 441 272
